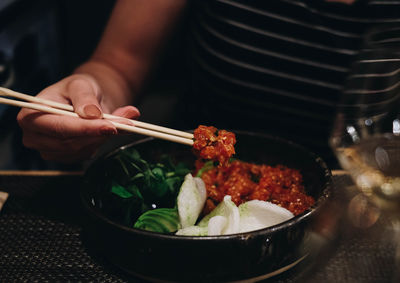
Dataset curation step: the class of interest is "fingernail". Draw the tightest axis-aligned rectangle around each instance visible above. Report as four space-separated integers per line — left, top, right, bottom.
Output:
100 127 117 136
83 104 102 118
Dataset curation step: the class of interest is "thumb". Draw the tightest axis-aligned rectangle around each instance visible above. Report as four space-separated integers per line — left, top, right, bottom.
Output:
66 76 103 119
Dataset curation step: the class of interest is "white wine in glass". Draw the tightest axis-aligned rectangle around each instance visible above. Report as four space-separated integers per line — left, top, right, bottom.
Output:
334 133 400 212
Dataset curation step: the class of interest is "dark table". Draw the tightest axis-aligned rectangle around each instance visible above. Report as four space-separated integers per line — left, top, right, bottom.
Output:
0 171 397 282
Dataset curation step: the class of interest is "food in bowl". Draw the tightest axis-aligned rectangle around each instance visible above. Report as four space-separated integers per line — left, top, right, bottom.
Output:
80 131 332 282
197 159 315 216
98 125 316 236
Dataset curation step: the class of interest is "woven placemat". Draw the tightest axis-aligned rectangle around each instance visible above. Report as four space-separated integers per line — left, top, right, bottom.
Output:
0 175 130 282
0 174 396 282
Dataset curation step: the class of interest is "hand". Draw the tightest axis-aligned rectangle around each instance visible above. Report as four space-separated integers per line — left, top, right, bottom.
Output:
17 74 140 163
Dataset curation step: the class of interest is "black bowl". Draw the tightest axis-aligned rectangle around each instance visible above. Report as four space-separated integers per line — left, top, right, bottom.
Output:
80 131 333 282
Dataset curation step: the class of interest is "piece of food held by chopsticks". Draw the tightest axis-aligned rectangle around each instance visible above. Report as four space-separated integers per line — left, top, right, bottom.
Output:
192 125 236 166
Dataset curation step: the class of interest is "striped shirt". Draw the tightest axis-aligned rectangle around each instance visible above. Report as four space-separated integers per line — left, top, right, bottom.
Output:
184 0 400 166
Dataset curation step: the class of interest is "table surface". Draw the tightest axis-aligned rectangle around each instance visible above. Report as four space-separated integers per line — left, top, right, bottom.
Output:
0 170 397 283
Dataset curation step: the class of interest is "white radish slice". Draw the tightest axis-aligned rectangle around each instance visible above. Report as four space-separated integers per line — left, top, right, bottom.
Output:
177 174 207 228
198 195 240 235
238 200 294 233
207 215 227 236
175 225 208 236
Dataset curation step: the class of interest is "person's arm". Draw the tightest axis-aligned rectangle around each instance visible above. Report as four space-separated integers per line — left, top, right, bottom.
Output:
17 0 187 163
75 0 187 112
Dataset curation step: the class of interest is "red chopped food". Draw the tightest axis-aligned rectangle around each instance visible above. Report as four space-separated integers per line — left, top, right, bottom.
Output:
197 160 315 216
192 125 314 216
192 125 236 166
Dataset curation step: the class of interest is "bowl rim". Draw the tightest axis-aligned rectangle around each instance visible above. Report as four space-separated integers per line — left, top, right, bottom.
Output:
81 130 333 241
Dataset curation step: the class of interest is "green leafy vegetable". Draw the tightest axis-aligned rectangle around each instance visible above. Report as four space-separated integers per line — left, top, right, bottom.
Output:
102 148 191 226
111 183 133 199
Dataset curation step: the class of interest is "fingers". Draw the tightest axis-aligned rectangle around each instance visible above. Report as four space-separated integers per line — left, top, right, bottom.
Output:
18 111 117 138
17 110 116 162
112 105 141 119
65 76 103 119
15 74 139 163
107 105 141 126
21 125 111 163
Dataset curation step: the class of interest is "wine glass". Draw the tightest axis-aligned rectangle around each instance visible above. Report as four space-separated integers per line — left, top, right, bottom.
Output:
329 25 400 282
330 27 400 212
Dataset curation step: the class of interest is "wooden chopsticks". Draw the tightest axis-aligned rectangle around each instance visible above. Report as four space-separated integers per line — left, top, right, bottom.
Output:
0 87 194 146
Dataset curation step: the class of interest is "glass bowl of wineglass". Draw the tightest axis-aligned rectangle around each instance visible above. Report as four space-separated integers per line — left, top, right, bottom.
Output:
330 25 400 282
330 26 400 214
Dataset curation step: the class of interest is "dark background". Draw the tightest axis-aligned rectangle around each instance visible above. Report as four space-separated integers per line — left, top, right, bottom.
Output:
0 0 188 170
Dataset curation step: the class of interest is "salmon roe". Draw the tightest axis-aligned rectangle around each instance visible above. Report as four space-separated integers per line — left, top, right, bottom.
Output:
196 160 315 216
193 125 236 166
